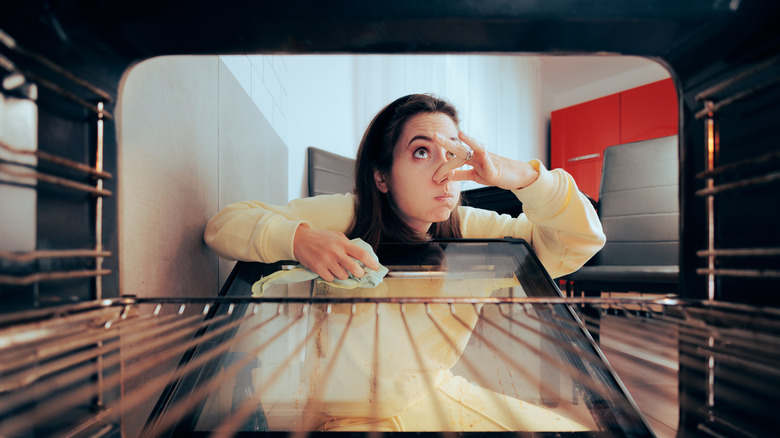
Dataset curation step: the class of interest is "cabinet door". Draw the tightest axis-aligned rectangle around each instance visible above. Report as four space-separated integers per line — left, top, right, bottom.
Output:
620 78 678 144
551 94 620 200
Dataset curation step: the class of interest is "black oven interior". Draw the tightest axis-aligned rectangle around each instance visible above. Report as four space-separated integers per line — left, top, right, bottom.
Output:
2 1 780 437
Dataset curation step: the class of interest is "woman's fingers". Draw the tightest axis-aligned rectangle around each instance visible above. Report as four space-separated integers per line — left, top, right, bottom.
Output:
309 252 362 282
293 225 379 281
459 131 492 160
433 133 473 182
434 132 473 160
346 244 381 271
323 246 375 281
433 156 468 182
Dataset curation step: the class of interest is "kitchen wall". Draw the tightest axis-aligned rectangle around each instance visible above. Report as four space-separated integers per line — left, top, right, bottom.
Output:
541 56 671 113
219 54 671 202
221 54 545 200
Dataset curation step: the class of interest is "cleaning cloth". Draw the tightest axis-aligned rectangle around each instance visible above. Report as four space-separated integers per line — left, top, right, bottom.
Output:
251 238 389 296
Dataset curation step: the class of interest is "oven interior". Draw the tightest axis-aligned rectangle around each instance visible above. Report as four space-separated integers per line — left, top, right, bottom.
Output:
2 1 780 437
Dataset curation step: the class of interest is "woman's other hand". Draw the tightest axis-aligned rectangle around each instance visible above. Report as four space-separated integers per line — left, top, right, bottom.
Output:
292 224 381 282
433 132 539 190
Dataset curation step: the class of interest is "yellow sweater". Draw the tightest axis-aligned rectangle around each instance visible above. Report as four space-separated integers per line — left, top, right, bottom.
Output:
203 161 605 280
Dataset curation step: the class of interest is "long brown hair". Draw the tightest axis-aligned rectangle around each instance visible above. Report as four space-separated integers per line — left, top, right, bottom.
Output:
347 94 463 250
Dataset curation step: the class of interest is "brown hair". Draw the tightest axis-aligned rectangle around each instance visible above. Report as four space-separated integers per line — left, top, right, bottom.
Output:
347 93 463 250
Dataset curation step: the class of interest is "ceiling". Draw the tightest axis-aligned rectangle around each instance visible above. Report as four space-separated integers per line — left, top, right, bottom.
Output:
539 55 670 94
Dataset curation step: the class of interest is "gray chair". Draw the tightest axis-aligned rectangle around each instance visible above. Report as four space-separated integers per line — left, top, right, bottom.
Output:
568 136 680 320
307 147 355 197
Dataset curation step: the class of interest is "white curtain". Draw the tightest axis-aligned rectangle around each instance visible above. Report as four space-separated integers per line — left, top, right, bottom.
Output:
353 55 543 165
237 54 544 199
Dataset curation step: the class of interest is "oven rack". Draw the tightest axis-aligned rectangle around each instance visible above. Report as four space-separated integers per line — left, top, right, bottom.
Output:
694 52 780 300
0 26 114 306
2 295 778 438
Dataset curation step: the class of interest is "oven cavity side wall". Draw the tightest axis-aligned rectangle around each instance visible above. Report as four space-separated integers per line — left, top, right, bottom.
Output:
118 55 288 437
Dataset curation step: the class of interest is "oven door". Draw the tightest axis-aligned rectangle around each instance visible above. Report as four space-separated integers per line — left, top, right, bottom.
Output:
144 238 653 437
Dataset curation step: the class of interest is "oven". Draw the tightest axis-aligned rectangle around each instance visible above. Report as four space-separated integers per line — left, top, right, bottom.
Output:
1 1 779 437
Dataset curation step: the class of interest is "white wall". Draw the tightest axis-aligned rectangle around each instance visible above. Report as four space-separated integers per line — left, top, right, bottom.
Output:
221 54 669 201
539 56 671 118
350 55 544 190
222 54 545 199
551 63 670 110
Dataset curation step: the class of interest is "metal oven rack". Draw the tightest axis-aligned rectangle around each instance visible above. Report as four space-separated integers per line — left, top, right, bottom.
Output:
2 271 779 437
677 53 780 438
691 54 780 303
0 26 116 311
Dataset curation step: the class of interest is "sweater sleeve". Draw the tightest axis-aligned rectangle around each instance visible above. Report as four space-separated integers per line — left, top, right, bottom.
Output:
203 193 356 263
459 160 605 279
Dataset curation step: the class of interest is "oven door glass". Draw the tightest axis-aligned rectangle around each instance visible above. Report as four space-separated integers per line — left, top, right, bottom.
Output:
148 239 652 437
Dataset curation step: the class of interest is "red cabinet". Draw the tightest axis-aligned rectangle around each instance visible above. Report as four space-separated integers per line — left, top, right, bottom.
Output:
550 94 620 200
550 78 678 200
621 79 678 144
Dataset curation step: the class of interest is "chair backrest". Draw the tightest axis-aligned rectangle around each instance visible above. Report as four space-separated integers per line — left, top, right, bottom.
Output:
596 136 679 266
307 147 355 197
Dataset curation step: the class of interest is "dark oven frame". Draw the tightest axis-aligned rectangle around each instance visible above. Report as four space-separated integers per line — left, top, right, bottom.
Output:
1 1 780 437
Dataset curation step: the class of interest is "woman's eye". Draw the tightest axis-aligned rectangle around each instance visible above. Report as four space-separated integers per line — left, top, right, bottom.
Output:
413 148 429 158
445 151 457 159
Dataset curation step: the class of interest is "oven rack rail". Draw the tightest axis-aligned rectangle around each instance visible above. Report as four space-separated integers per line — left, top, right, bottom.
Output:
0 26 113 296
2 295 779 438
694 52 780 293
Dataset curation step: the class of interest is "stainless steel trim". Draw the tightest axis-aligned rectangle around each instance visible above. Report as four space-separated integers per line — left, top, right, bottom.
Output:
695 149 780 180
704 112 718 301
4 64 114 119
694 74 780 119
0 138 113 179
0 28 113 102
696 247 780 257
0 268 112 286
0 249 111 262
0 162 113 196
695 55 780 102
695 170 780 196
695 268 780 279
567 153 600 162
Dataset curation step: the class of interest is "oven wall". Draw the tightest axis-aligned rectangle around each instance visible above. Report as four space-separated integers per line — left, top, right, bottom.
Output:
118 55 288 299
117 55 289 437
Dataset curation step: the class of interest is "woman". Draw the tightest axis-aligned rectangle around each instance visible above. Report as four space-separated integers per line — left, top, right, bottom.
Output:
204 93 605 431
205 93 604 280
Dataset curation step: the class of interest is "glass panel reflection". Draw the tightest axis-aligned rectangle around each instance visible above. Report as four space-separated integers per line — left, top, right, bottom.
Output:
184 240 650 436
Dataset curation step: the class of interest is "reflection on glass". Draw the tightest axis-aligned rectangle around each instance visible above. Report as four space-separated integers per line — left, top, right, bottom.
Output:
186 240 649 435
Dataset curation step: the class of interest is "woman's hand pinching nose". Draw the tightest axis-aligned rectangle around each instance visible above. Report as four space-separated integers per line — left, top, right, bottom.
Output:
433 133 473 182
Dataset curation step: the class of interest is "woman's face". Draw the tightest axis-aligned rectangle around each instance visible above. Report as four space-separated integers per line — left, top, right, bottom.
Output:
374 112 461 234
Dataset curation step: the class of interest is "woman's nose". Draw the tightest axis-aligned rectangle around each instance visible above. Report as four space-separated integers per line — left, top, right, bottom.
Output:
433 148 458 183
434 164 453 184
